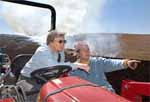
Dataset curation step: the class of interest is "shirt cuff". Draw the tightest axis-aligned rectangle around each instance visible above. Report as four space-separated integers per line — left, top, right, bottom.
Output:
123 59 129 68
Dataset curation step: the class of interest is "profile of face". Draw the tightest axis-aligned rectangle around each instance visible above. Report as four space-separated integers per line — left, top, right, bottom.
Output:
79 45 90 60
51 36 66 52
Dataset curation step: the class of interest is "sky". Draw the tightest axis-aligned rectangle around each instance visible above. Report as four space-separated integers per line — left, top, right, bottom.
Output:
0 0 150 34
99 0 150 34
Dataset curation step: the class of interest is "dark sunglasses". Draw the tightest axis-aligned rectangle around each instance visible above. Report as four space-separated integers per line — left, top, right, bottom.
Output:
57 40 67 44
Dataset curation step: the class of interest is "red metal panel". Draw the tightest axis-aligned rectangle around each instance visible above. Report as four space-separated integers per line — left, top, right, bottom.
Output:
40 76 130 102
0 98 14 102
121 80 150 102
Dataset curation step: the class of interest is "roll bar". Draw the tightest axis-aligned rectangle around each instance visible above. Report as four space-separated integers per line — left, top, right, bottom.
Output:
0 0 56 31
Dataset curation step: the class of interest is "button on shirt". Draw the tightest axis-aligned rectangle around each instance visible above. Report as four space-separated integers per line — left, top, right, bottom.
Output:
69 57 124 91
21 44 76 77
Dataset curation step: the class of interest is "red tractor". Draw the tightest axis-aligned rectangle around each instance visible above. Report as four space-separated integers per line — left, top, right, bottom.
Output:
0 51 131 102
0 0 150 102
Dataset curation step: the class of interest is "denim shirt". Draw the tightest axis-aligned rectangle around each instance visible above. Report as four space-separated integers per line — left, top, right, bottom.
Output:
21 44 76 77
69 57 124 91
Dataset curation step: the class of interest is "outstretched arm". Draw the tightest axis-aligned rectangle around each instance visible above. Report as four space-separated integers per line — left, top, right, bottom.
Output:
97 57 140 72
97 57 125 72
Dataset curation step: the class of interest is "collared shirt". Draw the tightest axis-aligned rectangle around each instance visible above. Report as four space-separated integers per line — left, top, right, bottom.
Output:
69 57 124 91
21 44 76 77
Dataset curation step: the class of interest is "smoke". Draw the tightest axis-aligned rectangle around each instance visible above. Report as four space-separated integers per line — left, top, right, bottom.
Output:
1 0 106 36
1 0 50 36
77 0 106 33
65 34 121 57
0 0 121 57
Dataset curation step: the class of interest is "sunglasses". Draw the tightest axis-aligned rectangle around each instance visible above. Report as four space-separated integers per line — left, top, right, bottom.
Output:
56 40 67 44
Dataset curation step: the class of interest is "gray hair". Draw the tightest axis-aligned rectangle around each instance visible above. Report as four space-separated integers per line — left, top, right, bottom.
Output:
46 30 65 45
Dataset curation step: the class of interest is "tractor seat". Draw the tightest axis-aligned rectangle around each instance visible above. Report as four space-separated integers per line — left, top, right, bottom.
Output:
11 54 32 81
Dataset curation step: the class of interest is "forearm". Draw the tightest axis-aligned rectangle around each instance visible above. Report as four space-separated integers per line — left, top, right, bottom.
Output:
102 58 125 72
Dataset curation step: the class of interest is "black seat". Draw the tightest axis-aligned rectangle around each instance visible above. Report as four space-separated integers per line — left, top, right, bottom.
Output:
11 54 32 80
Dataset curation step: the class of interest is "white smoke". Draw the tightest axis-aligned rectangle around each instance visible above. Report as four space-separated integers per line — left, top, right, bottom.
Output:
77 0 106 33
1 0 106 36
0 0 121 57
65 34 121 57
1 0 50 36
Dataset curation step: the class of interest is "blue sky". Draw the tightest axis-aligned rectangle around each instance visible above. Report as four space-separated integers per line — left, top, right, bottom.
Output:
99 0 150 34
0 0 150 34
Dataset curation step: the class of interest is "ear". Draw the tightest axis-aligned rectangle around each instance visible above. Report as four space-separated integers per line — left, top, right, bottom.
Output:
76 53 80 58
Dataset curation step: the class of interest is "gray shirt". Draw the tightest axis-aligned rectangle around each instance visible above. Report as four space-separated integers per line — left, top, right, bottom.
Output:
69 57 124 92
21 44 75 77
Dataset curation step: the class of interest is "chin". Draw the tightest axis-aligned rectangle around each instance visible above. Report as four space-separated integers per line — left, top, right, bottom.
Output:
59 49 64 52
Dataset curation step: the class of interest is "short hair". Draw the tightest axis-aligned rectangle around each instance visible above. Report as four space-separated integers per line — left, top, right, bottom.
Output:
46 30 65 45
74 41 89 52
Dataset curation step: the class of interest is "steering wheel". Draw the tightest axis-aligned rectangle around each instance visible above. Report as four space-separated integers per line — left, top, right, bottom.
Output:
31 65 72 84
